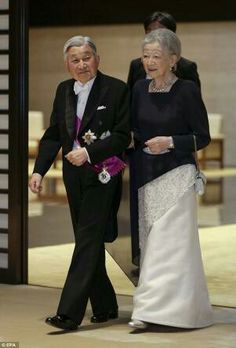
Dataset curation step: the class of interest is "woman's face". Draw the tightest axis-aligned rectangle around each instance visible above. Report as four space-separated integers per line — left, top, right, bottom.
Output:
142 42 176 80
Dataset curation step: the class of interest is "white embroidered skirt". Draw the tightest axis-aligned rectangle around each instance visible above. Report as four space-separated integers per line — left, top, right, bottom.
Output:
131 164 213 328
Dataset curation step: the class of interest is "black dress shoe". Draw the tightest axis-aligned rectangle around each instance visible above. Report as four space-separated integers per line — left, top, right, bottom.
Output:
45 315 78 330
90 310 118 323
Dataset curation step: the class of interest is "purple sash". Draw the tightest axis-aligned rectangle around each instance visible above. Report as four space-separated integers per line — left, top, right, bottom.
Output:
74 116 126 178
75 117 82 147
93 156 126 176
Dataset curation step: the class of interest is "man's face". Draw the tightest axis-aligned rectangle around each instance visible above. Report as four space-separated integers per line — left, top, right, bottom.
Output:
145 20 165 34
66 44 100 84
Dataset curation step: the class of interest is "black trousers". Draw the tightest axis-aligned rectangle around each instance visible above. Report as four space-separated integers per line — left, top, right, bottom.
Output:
57 162 119 324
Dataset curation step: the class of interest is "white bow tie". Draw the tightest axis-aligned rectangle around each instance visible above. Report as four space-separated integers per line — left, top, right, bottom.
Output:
74 81 89 95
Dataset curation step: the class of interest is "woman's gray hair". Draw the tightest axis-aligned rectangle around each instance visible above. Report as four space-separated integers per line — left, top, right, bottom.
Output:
63 36 97 60
143 28 181 59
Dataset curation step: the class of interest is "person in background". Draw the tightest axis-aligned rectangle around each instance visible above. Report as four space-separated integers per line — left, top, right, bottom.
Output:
127 11 201 91
128 11 201 273
29 35 130 331
128 28 213 330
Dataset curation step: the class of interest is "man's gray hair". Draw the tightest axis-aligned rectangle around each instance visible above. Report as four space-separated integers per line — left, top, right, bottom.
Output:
63 36 97 60
143 28 181 59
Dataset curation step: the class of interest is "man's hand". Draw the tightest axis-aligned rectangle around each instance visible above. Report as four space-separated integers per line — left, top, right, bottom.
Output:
145 136 172 154
65 148 88 166
29 173 43 193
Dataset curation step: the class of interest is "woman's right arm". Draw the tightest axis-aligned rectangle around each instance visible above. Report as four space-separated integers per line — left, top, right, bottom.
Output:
172 82 210 153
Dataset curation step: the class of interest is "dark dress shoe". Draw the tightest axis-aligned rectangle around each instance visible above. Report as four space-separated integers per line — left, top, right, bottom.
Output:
45 315 78 330
90 310 118 323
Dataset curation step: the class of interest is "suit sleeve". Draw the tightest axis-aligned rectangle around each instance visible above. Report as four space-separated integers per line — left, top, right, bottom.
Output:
179 60 201 89
33 85 62 176
127 60 135 90
187 61 201 89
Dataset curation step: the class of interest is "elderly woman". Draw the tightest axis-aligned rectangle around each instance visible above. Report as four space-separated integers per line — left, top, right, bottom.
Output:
129 28 213 330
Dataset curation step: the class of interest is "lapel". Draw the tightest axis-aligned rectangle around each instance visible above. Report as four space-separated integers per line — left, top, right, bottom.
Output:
65 79 77 139
79 71 108 136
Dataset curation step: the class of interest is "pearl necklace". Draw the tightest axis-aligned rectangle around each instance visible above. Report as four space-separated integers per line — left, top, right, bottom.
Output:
149 76 178 93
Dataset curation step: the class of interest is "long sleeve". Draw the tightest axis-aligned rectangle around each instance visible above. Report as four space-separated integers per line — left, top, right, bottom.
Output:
176 57 201 89
127 58 146 91
33 84 62 176
172 82 210 152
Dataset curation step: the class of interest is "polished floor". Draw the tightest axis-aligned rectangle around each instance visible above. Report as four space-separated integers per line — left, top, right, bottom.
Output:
28 223 236 307
28 245 134 296
1 284 236 348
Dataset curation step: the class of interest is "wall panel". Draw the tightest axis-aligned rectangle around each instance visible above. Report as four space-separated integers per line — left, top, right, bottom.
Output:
0 0 9 275
29 0 236 27
0 0 28 283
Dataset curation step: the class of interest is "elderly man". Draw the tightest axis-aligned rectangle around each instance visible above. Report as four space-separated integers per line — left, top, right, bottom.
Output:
29 36 130 330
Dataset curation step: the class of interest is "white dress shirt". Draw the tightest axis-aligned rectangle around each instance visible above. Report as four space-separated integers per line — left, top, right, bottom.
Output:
73 77 96 161
74 77 96 120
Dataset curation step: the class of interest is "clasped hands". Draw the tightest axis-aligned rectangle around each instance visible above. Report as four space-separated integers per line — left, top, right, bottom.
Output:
65 147 88 166
145 136 172 154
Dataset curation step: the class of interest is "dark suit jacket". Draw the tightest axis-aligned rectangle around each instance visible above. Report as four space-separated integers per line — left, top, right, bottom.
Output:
33 71 131 241
127 56 201 91
34 71 130 175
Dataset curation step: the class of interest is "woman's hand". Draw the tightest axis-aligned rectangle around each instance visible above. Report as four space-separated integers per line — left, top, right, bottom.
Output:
145 136 172 154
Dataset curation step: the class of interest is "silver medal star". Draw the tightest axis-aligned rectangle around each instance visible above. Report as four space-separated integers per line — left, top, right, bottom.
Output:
82 130 97 145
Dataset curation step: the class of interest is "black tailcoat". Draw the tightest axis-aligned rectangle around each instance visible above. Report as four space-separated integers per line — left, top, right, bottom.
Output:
33 71 130 323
